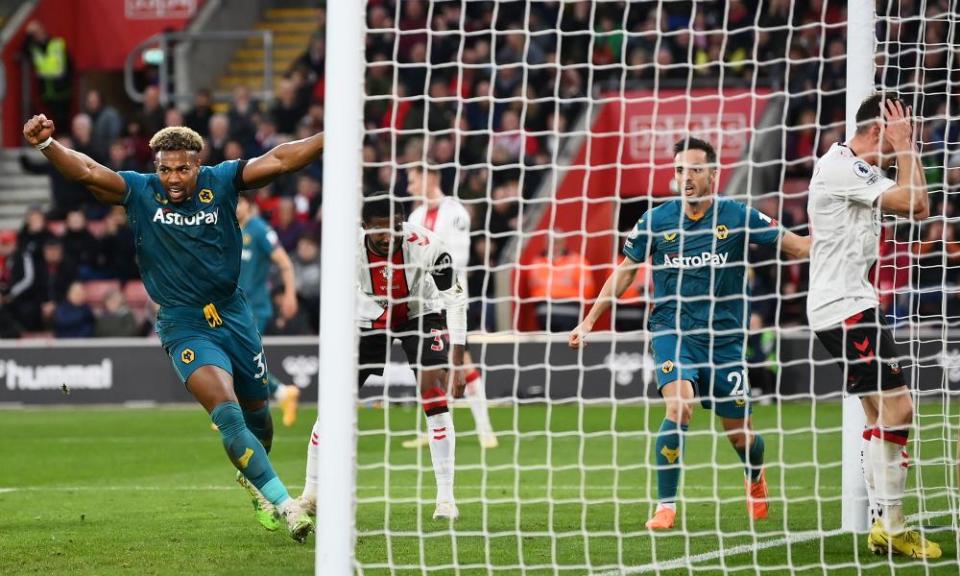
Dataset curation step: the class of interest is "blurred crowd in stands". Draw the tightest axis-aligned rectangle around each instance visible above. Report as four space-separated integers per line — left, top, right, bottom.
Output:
1 0 958 338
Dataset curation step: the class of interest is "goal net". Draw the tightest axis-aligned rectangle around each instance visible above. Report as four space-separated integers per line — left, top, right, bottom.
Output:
341 0 960 573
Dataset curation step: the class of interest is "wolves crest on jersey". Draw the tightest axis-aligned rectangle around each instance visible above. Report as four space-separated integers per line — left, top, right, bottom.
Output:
621 198 783 339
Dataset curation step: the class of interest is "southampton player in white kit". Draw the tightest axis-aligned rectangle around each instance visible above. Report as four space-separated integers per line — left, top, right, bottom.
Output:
298 195 467 521
404 164 498 449
807 94 939 558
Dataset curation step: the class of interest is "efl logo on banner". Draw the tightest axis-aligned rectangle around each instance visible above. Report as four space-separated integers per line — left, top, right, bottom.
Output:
125 0 197 19
597 89 771 197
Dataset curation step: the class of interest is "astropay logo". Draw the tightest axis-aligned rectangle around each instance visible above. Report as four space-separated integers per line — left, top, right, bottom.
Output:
0 359 113 391
663 251 728 269
282 355 318 388
152 207 219 226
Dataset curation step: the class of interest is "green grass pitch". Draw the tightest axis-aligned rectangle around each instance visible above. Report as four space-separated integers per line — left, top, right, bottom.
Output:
1 401 957 575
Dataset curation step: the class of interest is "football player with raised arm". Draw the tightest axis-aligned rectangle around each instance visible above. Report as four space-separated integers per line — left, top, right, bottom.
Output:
806 94 938 559
22 114 322 542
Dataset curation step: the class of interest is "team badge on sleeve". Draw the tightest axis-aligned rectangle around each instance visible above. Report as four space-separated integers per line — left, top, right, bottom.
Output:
661 360 675 374
199 189 214 203
181 349 195 364
852 160 871 178
852 160 879 184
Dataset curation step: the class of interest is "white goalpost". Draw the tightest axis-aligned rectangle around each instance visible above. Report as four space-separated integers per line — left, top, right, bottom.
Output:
318 0 960 573
316 1 363 574
840 0 874 535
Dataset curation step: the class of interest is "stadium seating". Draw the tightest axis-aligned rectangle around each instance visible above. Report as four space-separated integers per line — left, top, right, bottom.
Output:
86 219 108 238
214 7 320 104
122 280 153 322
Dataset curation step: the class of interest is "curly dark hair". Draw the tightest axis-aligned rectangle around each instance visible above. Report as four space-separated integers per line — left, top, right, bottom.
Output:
148 126 204 153
362 193 406 224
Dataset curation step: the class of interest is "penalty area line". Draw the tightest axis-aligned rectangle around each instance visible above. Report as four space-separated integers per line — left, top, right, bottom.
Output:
592 510 956 576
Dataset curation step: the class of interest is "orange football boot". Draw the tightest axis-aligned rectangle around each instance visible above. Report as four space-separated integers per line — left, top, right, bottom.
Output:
645 505 677 530
280 385 300 427
746 469 769 520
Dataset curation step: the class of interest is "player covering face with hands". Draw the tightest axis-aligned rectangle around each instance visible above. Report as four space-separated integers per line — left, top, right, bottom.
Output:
23 113 324 543
570 137 811 530
807 94 939 559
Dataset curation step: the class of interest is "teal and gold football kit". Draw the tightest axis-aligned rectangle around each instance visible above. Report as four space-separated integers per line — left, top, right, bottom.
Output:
117 160 313 538
623 197 781 511
120 160 270 401
239 215 279 334
623 197 782 418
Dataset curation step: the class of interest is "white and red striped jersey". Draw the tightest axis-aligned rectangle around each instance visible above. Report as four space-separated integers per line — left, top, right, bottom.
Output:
408 196 471 283
356 221 467 344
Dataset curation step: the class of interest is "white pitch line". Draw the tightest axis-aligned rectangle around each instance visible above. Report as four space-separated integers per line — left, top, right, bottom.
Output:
592 510 957 576
356 484 825 493
0 484 825 494
1 483 952 573
0 485 242 493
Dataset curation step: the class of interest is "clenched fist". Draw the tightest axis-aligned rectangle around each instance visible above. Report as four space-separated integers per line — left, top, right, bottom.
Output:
568 319 594 349
23 114 55 147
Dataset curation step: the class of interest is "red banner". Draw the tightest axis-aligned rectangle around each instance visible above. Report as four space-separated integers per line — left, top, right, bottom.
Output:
591 89 771 197
2 0 201 145
514 89 772 330
31 0 201 70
